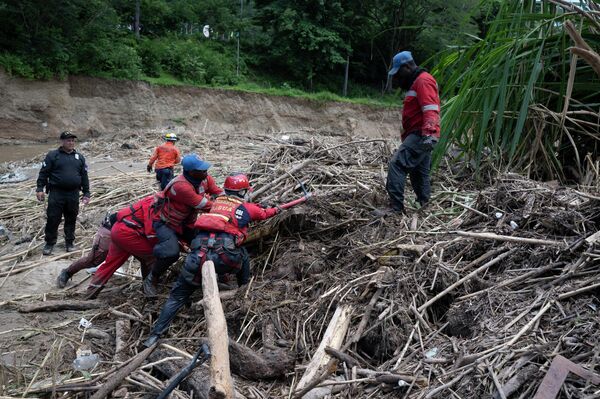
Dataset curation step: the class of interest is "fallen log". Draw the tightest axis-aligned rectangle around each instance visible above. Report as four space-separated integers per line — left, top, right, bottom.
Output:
173 337 294 380
493 364 537 399
89 344 156 399
148 350 212 399
294 305 352 396
113 320 130 362
18 300 104 313
201 260 235 399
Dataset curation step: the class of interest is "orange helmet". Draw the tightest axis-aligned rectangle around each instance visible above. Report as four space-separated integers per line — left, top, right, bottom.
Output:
224 173 251 192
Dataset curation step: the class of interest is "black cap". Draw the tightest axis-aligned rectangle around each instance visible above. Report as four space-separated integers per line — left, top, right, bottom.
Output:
59 131 77 139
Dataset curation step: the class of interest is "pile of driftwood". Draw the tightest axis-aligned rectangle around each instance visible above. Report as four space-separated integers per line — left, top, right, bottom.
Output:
1 137 599 398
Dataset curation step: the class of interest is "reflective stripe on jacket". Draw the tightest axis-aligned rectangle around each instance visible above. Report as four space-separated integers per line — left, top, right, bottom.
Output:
154 174 222 234
402 71 441 140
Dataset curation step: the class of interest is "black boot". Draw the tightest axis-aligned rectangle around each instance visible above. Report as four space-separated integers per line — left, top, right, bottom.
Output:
56 269 72 288
85 285 104 300
43 243 54 256
143 272 158 298
143 334 160 348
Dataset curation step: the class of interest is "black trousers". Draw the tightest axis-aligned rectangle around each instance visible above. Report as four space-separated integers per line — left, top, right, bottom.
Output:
150 247 250 337
386 133 432 211
45 190 79 246
155 168 173 190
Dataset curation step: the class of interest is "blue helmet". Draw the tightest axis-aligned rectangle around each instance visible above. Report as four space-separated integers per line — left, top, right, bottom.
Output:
182 154 211 172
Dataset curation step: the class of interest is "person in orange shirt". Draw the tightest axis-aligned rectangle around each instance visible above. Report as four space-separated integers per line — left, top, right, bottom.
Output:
147 133 182 189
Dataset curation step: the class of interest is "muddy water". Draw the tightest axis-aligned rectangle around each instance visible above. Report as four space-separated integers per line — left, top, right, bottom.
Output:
0 143 54 163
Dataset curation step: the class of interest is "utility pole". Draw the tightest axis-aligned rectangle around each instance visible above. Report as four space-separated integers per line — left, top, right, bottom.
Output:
134 0 140 39
236 0 243 77
343 55 349 96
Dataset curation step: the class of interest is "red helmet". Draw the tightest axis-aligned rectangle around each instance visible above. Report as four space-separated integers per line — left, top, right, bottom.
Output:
224 173 251 192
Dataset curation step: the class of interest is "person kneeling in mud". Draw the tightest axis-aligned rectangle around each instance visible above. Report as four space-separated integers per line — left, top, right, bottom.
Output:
143 173 280 347
85 195 158 299
56 212 117 288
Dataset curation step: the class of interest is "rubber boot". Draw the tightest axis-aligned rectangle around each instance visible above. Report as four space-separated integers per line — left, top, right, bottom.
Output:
143 334 160 348
56 269 72 288
143 272 158 299
85 284 104 300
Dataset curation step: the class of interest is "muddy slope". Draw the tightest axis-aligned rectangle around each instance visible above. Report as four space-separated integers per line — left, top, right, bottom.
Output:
0 70 399 141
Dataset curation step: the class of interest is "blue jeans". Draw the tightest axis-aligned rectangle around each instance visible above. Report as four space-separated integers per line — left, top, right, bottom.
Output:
386 133 432 210
150 274 197 336
151 221 181 278
155 168 173 190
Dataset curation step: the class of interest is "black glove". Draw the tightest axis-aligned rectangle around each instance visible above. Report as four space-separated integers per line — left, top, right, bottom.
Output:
146 165 152 173
421 135 438 151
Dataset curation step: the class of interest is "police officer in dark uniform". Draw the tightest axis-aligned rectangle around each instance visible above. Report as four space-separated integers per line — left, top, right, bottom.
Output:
36 131 91 255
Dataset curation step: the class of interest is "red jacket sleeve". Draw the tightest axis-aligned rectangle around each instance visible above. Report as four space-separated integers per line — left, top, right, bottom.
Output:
173 181 211 209
204 176 225 197
415 74 441 138
245 203 279 221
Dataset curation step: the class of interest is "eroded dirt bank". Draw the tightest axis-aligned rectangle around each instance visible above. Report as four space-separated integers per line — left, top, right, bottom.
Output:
0 69 399 141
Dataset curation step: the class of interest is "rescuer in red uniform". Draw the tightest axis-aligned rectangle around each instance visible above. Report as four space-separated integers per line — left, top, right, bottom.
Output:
384 51 441 214
143 153 223 298
142 173 280 347
85 195 157 299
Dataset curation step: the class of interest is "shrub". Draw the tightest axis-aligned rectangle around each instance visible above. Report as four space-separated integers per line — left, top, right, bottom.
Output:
77 38 142 79
0 53 35 79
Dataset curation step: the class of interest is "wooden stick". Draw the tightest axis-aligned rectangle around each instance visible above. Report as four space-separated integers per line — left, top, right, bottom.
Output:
18 300 104 313
487 361 507 399
89 344 156 399
113 320 130 362
455 231 565 247
418 249 516 312
201 260 235 399
347 287 381 345
294 305 352 395
251 159 313 199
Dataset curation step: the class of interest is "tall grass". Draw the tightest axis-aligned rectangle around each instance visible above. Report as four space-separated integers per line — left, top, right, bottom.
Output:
433 0 600 181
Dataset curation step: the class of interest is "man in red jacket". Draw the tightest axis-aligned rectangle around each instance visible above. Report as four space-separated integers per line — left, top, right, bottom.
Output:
143 173 280 347
143 153 223 297
385 51 441 214
85 196 157 299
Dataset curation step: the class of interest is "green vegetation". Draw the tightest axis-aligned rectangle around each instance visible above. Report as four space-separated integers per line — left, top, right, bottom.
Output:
1 0 597 180
0 0 479 96
433 0 600 181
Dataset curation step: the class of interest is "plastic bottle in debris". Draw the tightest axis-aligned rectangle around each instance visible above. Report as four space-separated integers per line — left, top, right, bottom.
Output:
72 352 100 371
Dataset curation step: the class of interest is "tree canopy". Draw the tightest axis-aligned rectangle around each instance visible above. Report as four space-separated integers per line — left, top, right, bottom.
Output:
0 0 479 91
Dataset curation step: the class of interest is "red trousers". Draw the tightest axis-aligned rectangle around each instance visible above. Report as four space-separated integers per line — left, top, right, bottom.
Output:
88 221 156 291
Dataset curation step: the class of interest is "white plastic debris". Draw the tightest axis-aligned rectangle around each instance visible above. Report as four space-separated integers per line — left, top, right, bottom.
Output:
510 221 519 230
281 135 290 141
79 318 92 329
495 212 503 219
424 347 439 359
73 348 100 371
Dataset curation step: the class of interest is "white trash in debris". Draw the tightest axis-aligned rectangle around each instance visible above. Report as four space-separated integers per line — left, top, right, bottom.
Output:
510 221 519 230
73 347 100 371
424 347 439 359
281 135 290 141
79 318 93 329
495 212 503 219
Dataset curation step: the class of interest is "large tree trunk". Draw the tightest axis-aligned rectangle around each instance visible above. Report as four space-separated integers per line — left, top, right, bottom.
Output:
202 261 235 398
